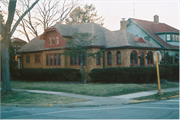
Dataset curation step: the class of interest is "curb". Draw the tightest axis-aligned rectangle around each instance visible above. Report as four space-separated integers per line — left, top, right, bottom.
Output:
129 95 179 104
0 103 116 108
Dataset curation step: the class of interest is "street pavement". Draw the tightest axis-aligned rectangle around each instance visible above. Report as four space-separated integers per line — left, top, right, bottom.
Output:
5 87 179 108
1 97 179 119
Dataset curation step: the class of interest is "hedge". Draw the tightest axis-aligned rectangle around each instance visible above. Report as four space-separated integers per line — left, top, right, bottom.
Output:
89 67 171 83
159 64 179 81
16 68 81 82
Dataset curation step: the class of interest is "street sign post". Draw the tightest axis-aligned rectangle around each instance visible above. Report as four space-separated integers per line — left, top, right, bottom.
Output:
153 51 163 94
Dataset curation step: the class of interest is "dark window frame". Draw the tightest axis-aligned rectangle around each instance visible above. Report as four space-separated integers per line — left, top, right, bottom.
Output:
26 55 30 63
96 53 101 65
116 51 121 65
107 51 112 65
130 50 138 65
147 51 153 65
35 55 41 63
46 54 61 66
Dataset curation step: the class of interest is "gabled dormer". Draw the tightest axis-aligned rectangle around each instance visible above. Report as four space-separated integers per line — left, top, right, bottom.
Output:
40 27 66 49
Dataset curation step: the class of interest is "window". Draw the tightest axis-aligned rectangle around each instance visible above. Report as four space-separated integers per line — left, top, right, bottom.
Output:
147 51 153 64
46 54 61 66
26 55 30 63
52 37 55 44
178 35 180 41
117 51 121 65
144 36 150 42
70 53 86 66
54 54 57 65
50 55 53 65
107 51 112 65
166 34 171 41
71 56 75 65
130 50 137 65
56 36 59 44
46 55 49 65
49 37 51 45
96 53 100 65
35 55 40 63
58 54 61 65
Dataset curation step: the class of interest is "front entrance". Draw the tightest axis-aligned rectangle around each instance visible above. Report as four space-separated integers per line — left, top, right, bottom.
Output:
140 52 145 66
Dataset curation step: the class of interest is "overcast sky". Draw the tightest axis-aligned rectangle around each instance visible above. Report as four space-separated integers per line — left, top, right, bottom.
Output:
2 0 179 41
81 0 179 31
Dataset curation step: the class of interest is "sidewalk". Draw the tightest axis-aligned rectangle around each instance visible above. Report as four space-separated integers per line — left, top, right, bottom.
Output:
6 87 178 108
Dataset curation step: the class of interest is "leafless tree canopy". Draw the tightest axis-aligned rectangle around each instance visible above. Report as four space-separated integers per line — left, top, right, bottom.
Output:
2 0 79 42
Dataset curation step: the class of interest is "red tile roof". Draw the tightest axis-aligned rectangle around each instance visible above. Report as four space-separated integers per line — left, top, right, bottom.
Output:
129 18 179 49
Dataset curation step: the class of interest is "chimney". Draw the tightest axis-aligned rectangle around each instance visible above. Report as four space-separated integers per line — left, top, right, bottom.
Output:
154 15 159 24
120 18 127 30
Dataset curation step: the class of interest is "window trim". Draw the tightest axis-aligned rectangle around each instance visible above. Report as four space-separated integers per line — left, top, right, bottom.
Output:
147 51 153 65
56 36 59 44
96 53 101 65
49 37 51 45
46 54 61 66
107 51 112 65
116 51 121 65
130 50 138 65
35 55 41 63
26 55 30 63
70 53 87 66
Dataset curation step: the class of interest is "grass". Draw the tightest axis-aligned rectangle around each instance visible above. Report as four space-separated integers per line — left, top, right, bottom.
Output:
132 91 179 100
9 80 179 97
1 91 87 104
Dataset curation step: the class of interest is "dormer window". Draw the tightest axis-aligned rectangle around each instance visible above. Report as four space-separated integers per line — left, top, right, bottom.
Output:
49 38 51 45
52 37 55 44
56 36 59 44
166 34 171 41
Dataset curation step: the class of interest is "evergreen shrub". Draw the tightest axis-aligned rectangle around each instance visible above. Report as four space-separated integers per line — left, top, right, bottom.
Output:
89 67 170 83
159 64 179 81
17 68 81 82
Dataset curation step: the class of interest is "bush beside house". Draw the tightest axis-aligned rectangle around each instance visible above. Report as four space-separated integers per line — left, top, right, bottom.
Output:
17 68 81 82
89 67 172 83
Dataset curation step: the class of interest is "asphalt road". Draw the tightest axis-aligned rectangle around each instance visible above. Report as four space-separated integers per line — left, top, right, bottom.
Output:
1 97 179 119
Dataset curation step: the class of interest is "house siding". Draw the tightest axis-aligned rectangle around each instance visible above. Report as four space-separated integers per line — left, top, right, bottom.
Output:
127 22 161 47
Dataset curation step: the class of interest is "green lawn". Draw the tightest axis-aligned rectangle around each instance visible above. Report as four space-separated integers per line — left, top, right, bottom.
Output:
10 81 179 97
1 91 87 104
132 91 179 100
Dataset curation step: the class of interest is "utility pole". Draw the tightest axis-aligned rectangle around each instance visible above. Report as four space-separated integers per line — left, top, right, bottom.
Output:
133 1 138 18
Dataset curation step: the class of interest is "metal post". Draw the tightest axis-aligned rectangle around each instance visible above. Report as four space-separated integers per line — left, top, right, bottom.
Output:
155 52 163 94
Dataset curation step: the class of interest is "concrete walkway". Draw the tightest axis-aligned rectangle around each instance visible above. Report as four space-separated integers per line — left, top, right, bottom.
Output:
11 87 179 107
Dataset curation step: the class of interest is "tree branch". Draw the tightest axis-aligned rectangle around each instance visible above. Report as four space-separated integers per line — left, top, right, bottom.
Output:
11 0 39 36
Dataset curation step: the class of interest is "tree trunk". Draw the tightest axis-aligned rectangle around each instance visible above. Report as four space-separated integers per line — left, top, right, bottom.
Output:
1 38 11 92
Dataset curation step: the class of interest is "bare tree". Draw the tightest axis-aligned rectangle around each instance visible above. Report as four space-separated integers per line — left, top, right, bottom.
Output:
0 0 39 92
65 4 104 26
15 0 78 42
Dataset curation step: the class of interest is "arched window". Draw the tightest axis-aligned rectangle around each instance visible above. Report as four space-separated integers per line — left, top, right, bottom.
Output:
147 51 153 64
117 51 121 65
96 53 100 65
107 51 112 65
130 50 137 65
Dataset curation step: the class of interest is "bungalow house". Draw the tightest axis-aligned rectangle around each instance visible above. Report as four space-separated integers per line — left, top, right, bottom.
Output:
17 21 161 80
126 15 179 64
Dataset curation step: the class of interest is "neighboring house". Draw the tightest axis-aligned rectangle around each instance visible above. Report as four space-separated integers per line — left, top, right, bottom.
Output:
17 22 161 80
126 15 179 64
11 38 27 69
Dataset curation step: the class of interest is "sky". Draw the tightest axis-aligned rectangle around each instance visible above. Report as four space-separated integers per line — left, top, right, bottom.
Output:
81 0 180 31
1 0 179 41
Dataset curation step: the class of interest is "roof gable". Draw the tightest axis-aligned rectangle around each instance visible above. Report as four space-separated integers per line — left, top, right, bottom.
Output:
128 18 179 49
